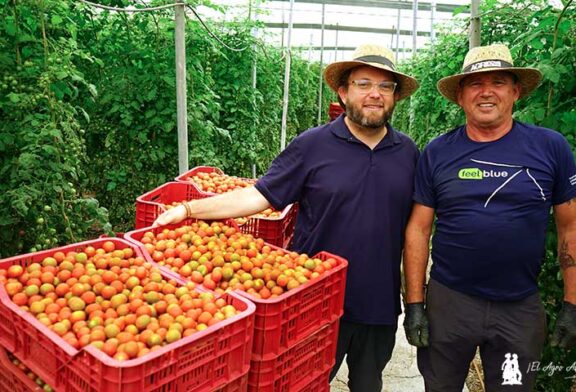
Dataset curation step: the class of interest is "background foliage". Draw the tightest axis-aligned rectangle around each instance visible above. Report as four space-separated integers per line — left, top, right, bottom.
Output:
0 0 331 256
393 0 576 390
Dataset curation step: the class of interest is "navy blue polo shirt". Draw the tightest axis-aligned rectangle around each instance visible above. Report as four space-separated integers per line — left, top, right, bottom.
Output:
415 121 576 300
256 115 419 325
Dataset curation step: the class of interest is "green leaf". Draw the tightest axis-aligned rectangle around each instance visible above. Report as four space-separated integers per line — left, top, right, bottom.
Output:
539 64 560 83
5 17 16 36
7 93 20 103
87 84 97 97
51 15 63 26
530 38 545 50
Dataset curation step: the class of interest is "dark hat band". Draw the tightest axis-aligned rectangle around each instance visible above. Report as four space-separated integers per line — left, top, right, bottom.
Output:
463 59 514 73
354 55 395 70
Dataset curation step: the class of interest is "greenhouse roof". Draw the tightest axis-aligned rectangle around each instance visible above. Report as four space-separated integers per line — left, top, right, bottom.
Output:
202 0 471 62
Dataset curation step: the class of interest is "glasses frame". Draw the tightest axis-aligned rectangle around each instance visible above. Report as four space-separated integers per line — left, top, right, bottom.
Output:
349 79 398 96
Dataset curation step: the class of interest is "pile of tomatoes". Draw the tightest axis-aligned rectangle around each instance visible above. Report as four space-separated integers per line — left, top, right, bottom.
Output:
186 172 256 194
138 221 338 299
0 241 241 361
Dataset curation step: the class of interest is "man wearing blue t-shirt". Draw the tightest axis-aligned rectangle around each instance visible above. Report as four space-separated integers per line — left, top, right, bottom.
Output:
403 43 576 391
154 44 420 391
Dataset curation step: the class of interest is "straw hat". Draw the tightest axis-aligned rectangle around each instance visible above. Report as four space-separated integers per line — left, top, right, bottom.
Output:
437 43 542 104
323 44 419 101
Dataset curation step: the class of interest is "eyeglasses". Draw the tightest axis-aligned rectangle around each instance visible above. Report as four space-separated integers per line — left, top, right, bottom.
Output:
349 80 397 96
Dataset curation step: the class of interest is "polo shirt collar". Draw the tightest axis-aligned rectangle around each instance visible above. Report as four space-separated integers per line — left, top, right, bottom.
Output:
330 114 402 148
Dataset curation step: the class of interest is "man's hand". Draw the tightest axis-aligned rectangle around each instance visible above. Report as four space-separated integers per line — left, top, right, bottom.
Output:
403 302 429 347
551 301 576 349
152 204 187 227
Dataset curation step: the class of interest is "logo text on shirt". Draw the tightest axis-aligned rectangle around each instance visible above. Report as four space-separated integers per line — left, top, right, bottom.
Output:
458 168 509 180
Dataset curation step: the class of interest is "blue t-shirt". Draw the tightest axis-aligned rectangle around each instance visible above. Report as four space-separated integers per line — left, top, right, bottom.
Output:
256 115 419 324
415 121 576 301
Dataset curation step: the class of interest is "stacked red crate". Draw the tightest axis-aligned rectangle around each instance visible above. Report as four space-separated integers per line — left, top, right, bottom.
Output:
125 221 347 392
174 166 298 248
0 346 42 392
0 237 255 392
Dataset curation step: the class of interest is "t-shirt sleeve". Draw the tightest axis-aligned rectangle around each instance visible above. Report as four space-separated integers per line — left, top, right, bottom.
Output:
552 135 576 205
255 136 305 210
413 145 437 208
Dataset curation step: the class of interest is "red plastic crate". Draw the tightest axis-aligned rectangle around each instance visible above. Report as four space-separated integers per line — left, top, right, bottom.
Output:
135 179 297 248
135 181 210 229
247 320 338 392
0 346 42 392
239 203 298 249
175 166 244 193
214 370 248 392
240 250 346 360
125 223 348 361
176 166 298 248
0 238 255 392
299 368 331 392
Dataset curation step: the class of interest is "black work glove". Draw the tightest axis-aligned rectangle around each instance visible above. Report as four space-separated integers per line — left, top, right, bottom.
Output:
403 302 429 348
550 301 576 349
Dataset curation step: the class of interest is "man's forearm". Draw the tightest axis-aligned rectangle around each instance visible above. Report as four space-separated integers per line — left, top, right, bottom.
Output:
558 235 576 304
404 225 432 303
187 186 272 220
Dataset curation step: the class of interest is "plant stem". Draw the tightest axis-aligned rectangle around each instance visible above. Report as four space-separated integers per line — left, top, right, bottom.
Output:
546 0 574 115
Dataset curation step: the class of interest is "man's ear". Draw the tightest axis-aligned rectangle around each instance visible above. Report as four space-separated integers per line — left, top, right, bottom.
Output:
338 86 348 104
456 87 463 107
513 82 521 102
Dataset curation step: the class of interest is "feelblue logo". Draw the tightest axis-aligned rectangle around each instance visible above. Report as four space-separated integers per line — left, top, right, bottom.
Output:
458 168 508 180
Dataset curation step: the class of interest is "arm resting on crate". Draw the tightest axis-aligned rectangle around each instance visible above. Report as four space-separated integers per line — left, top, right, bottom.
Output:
153 187 271 226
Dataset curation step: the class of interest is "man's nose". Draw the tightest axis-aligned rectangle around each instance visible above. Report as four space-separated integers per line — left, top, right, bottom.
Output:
479 83 495 96
367 87 382 98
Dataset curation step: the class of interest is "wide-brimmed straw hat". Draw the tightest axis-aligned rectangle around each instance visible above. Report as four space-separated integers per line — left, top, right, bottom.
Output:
323 44 419 101
437 43 542 104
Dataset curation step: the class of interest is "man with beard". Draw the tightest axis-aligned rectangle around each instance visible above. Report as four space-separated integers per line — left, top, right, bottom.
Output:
153 44 420 392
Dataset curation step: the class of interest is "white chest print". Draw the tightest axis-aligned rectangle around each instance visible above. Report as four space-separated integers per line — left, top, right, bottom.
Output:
469 159 546 208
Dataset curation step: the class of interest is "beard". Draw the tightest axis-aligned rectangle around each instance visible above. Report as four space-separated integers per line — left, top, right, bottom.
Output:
345 99 395 129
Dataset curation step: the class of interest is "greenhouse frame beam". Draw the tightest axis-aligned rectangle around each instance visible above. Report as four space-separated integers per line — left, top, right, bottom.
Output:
294 45 426 53
273 0 467 13
265 22 432 37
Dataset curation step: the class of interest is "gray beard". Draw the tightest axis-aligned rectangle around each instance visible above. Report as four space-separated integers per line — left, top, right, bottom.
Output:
346 103 394 129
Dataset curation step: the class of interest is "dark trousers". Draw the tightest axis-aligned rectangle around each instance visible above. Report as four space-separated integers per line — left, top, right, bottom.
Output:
329 319 397 392
418 279 547 392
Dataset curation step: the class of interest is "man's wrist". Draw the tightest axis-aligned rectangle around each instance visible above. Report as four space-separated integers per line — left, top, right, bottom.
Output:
182 201 192 218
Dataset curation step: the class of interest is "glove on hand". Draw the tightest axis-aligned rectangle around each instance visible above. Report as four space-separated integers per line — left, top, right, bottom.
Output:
551 301 576 349
403 302 429 348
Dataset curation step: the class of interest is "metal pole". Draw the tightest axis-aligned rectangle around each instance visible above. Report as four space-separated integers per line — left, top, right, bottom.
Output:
251 0 259 175
317 3 325 126
469 0 481 49
334 23 339 61
431 0 436 43
280 0 295 151
412 0 418 55
308 33 313 63
281 11 285 50
175 1 188 174
395 4 401 61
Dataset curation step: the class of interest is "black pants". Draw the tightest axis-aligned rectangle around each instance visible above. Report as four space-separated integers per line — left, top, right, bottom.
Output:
329 319 397 392
418 279 547 392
